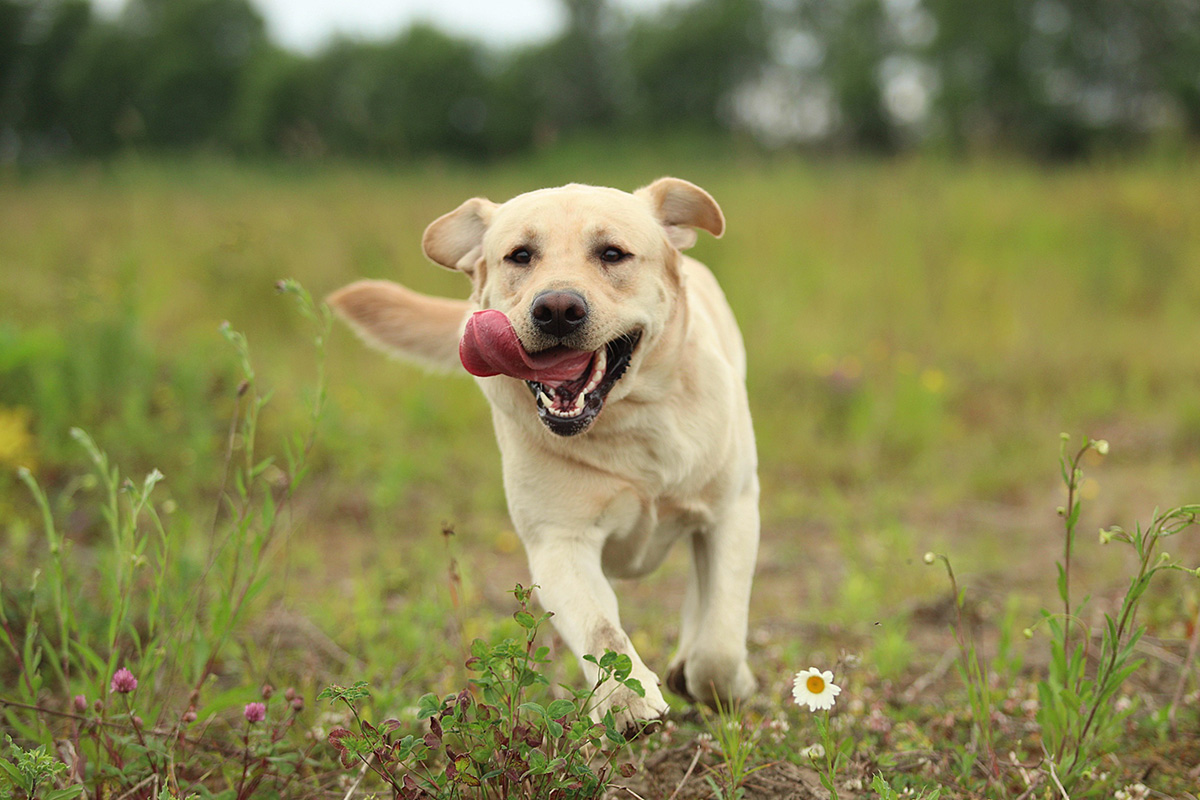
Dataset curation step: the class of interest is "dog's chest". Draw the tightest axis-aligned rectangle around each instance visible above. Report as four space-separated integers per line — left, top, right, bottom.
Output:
599 493 714 578
589 383 736 489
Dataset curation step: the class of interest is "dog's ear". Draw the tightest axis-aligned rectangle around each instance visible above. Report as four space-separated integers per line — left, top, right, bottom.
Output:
422 197 498 273
635 177 725 250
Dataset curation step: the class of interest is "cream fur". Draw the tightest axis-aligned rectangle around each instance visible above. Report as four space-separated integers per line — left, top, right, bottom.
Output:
328 178 759 730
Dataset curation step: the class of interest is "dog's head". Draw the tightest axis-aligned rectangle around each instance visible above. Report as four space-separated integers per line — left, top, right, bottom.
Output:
426 178 724 436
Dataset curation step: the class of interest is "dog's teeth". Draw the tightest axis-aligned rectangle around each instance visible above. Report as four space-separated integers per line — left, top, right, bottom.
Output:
574 391 587 410
538 390 553 408
583 348 607 393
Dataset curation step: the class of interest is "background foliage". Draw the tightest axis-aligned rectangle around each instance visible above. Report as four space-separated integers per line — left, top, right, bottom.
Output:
2 0 1200 161
2 0 1200 796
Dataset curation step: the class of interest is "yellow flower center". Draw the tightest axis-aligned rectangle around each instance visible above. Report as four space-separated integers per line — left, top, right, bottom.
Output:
806 674 826 694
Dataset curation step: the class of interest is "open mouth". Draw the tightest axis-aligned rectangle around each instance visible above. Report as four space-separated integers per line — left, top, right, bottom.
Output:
526 332 641 436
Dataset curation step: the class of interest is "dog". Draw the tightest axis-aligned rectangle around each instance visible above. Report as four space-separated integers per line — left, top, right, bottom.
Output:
328 178 759 730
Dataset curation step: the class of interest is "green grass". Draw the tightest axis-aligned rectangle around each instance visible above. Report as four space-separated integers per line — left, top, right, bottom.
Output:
2 149 1200 798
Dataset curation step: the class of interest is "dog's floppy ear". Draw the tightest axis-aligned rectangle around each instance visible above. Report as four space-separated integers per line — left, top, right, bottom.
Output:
635 177 725 250
422 197 498 273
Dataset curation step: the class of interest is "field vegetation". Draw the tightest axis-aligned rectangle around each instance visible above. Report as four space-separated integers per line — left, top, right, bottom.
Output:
2 149 1200 798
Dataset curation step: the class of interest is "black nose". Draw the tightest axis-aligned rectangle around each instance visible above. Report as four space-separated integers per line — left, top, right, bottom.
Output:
531 291 588 338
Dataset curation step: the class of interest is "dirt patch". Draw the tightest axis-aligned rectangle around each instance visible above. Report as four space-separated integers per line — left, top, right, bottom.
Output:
611 745 830 800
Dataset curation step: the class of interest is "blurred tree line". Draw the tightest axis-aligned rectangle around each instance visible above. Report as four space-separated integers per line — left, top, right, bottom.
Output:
1 0 1197 162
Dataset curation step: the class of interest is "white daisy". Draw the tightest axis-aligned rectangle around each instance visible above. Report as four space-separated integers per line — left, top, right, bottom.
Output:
801 743 826 759
792 667 841 711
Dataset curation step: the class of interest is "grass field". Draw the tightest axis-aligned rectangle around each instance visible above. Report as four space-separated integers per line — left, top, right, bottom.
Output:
2 149 1200 798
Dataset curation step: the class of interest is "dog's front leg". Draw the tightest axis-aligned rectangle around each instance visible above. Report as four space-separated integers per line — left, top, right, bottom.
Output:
667 482 760 707
525 534 669 731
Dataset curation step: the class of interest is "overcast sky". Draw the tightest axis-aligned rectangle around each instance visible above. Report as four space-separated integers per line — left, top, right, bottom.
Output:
90 0 665 52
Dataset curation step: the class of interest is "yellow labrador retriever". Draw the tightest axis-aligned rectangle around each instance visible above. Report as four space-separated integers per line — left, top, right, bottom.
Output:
328 178 759 729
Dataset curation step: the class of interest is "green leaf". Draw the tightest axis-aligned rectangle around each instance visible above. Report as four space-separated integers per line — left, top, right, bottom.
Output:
261 486 276 529
417 693 443 720
546 699 575 719
518 701 546 718
527 748 549 774
70 639 108 676
870 773 899 800
317 680 370 705
610 653 633 680
44 787 85 800
0 759 27 792
604 724 627 746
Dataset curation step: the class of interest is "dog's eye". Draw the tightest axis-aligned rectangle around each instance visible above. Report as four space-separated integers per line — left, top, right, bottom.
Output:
506 247 533 265
599 247 629 264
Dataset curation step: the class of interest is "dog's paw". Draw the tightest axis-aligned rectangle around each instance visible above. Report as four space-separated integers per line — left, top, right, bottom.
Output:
590 678 669 738
664 662 694 703
665 654 757 708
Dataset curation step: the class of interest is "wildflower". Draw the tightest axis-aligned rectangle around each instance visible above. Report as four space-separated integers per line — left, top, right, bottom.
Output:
923 552 936 564
792 667 841 711
244 702 266 723
801 743 826 759
261 683 275 699
73 694 88 713
182 709 198 724
1093 439 1109 455
290 695 305 712
111 668 138 694
763 715 789 743
1115 783 1149 800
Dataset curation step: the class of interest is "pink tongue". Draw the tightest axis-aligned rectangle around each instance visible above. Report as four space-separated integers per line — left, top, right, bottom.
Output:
459 310 594 382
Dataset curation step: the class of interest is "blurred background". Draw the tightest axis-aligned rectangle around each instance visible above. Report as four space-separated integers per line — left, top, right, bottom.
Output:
2 0 1200 705
2 0 1199 162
